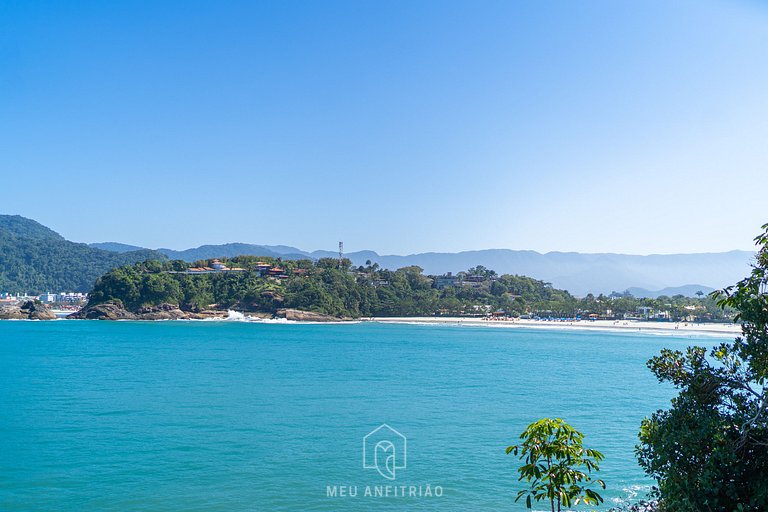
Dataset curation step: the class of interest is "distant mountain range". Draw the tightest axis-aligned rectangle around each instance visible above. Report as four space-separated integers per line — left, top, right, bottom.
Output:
89 239 755 297
0 214 752 296
624 285 717 299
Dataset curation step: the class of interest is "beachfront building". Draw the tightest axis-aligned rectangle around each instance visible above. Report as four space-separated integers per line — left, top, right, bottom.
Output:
638 306 653 319
37 292 88 304
178 259 246 275
57 292 88 303
1 293 42 304
434 273 457 289
0 294 19 305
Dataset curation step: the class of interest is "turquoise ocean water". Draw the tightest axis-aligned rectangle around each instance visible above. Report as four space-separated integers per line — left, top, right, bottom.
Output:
0 320 723 511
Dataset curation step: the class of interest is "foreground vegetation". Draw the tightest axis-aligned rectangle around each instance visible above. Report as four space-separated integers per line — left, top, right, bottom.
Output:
635 224 768 511
84 256 733 320
507 418 605 511
506 225 768 511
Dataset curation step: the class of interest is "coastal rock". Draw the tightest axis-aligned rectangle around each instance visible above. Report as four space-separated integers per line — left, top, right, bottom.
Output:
135 303 189 320
69 301 137 320
22 300 57 320
186 310 231 320
69 302 240 320
0 305 26 320
0 301 56 320
69 303 339 322
275 308 347 322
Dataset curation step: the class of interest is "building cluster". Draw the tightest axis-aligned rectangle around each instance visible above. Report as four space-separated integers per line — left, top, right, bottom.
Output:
0 292 88 305
627 306 670 321
180 259 247 274
254 262 290 279
623 304 701 322
351 271 496 290
433 272 495 289
169 260 291 279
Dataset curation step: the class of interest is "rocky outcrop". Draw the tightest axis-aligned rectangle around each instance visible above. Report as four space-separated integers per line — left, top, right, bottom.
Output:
0 300 57 320
68 301 137 320
25 301 57 320
134 304 233 320
69 301 233 320
67 303 345 322
275 308 348 322
134 303 189 320
0 307 26 320
185 310 231 320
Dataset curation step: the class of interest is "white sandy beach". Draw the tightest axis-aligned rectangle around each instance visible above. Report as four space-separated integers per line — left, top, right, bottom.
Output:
368 316 742 336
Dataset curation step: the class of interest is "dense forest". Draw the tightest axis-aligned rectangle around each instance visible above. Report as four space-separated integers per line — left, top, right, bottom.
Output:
86 256 733 320
0 215 167 293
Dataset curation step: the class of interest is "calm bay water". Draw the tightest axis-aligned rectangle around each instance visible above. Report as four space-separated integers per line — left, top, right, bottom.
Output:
0 320 722 511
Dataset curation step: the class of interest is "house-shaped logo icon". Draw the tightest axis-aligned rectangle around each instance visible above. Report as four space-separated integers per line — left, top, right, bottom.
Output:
363 424 407 480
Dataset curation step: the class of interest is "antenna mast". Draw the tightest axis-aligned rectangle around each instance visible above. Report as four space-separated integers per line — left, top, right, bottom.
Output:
338 241 344 269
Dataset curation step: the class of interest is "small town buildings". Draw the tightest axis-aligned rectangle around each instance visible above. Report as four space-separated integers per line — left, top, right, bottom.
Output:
638 306 653 319
35 292 88 304
180 260 246 274
434 273 457 289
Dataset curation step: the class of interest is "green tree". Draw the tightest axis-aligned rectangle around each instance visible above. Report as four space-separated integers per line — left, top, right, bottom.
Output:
637 223 768 511
467 265 497 278
506 418 606 511
83 255 603 320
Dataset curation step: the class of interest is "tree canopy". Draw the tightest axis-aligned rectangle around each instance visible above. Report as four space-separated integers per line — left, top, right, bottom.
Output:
637 223 768 511
0 227 167 293
84 256 738 321
507 418 605 511
86 257 580 317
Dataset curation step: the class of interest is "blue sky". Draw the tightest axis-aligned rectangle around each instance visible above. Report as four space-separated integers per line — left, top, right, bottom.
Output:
1 0 767 254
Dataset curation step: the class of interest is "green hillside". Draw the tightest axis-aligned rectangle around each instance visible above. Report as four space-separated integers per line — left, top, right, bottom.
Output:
86 257 733 321
0 215 65 241
86 256 575 318
0 215 167 293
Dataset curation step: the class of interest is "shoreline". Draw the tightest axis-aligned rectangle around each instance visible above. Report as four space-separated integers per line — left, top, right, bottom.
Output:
1 311 743 337
366 316 741 336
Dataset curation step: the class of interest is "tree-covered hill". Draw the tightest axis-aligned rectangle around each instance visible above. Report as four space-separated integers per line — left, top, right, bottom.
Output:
0 215 166 293
85 257 732 321
86 258 575 317
0 214 65 241
157 243 308 262
88 242 146 253
83 238 754 296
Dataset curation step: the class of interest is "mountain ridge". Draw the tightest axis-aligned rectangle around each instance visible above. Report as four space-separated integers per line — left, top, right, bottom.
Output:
625 285 717 299
86 240 754 296
3 215 752 297
0 215 167 293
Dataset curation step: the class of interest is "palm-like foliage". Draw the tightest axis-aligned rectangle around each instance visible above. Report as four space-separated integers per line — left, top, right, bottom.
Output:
507 418 605 511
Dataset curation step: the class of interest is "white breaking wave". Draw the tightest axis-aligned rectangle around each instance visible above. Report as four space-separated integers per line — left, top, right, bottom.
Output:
224 310 247 321
610 483 654 505
217 310 290 323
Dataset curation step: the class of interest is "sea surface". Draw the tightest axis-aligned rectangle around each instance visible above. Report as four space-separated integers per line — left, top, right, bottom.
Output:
0 320 724 511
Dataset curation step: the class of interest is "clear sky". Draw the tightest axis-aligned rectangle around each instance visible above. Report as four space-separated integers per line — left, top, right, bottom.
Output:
1 0 767 255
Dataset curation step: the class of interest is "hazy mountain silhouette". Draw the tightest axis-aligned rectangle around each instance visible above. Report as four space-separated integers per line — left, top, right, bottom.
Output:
90 238 753 296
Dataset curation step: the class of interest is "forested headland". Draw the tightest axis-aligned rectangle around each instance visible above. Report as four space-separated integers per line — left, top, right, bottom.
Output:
84 256 733 320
